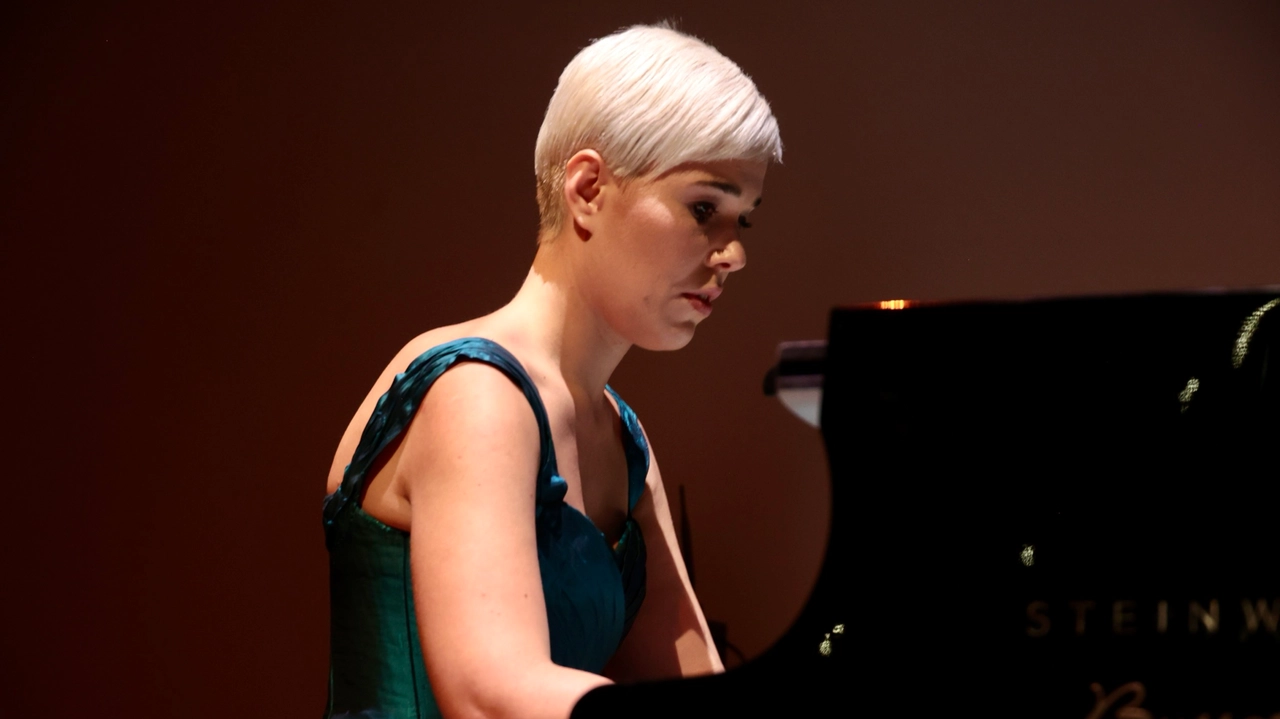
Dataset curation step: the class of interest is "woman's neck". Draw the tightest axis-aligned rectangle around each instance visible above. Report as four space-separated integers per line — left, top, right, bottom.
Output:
497 245 630 406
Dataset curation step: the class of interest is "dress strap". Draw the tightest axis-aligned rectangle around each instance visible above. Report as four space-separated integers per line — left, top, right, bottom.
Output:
323 337 561 528
605 385 650 513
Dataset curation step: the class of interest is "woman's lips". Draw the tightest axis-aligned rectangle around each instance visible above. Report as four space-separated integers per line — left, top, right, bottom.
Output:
682 292 714 315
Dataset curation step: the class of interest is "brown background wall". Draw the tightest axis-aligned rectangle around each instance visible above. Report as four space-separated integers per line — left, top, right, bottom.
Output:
3 1 1277 715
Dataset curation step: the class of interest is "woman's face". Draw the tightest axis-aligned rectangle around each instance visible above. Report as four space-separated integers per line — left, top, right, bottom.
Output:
581 158 767 351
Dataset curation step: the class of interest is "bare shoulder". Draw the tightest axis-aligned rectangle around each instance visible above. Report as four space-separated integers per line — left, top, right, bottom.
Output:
396 359 542 499
408 357 539 444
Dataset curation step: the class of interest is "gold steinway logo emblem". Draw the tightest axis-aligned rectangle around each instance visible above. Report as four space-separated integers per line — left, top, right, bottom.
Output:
1084 681 1277 719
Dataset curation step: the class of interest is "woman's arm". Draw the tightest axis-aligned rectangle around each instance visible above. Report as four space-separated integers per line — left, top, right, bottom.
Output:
604 430 725 682
398 362 610 719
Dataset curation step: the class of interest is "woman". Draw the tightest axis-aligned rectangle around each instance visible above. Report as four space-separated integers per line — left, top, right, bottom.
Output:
322 23 782 719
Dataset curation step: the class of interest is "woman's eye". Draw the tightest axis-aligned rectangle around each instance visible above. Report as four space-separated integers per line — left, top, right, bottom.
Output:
690 201 716 224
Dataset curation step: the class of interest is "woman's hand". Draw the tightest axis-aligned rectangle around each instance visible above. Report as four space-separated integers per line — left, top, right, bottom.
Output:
399 362 610 719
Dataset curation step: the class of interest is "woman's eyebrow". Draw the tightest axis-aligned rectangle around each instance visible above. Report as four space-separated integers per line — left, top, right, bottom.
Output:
695 179 742 196
694 180 763 207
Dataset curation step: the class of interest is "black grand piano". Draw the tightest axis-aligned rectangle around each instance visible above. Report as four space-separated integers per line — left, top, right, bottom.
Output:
575 289 1279 718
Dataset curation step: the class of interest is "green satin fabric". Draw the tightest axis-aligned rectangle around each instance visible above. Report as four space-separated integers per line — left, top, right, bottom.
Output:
322 338 648 719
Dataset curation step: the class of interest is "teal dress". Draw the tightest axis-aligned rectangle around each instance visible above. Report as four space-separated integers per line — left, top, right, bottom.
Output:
322 338 648 719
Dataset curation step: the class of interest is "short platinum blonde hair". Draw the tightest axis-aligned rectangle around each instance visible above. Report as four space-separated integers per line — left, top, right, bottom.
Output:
535 23 783 238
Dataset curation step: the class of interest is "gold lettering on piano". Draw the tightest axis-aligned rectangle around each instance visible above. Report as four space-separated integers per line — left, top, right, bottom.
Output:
1241 598 1280 636
1021 544 1035 566
1112 600 1137 636
1026 600 1050 638
1025 598 1278 638
1189 600 1219 634
1071 600 1097 635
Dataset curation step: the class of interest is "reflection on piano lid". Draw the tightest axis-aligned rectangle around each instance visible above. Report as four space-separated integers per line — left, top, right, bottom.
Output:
574 289 1280 718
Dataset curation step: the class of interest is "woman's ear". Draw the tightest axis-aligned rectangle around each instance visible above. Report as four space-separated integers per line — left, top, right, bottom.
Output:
563 150 607 239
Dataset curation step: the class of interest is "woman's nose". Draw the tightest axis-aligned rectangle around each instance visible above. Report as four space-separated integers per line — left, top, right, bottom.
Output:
709 238 747 273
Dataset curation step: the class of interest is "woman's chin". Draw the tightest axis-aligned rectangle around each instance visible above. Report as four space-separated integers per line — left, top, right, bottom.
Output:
635 323 698 352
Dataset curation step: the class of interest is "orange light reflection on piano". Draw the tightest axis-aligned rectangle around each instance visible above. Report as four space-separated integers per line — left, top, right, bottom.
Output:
878 299 911 310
